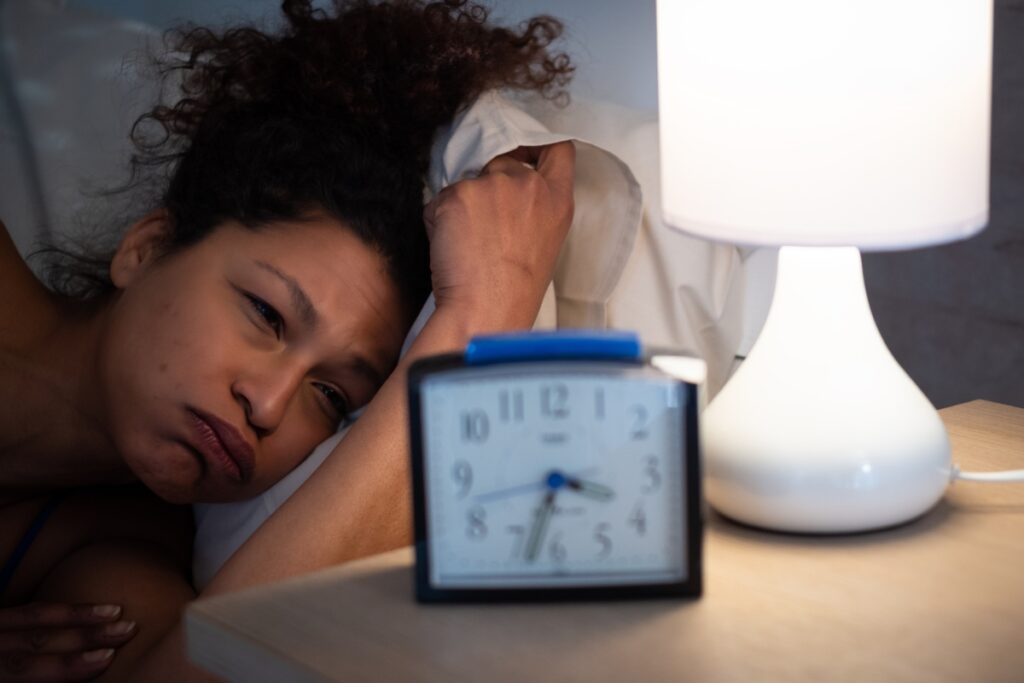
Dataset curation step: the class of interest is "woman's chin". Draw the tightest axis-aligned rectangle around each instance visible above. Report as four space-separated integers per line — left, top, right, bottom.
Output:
140 476 240 505
120 439 207 504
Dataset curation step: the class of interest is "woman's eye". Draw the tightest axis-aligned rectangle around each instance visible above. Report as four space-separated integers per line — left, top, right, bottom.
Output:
246 294 283 337
315 383 351 421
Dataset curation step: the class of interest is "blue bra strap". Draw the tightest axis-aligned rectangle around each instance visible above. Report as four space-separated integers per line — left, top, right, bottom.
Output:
0 493 66 598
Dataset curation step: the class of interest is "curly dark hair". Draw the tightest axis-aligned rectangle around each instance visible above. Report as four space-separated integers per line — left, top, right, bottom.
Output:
42 0 573 319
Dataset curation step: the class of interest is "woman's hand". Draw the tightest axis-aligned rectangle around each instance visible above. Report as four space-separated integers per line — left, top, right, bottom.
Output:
0 602 137 682
423 141 575 330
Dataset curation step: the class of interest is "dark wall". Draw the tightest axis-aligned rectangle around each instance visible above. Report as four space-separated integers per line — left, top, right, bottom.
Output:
864 0 1024 409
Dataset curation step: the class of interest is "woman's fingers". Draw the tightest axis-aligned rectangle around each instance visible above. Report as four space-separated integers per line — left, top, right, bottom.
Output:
0 619 137 653
0 603 122 630
480 151 535 175
494 144 539 167
477 142 575 226
424 139 576 327
482 141 575 189
0 604 135 682
533 141 576 191
0 648 116 683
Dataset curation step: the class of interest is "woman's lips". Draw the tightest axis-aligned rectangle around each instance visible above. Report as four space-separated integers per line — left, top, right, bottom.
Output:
188 409 255 484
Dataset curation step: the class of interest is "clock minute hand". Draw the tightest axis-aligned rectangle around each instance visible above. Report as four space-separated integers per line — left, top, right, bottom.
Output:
524 489 557 563
565 476 615 502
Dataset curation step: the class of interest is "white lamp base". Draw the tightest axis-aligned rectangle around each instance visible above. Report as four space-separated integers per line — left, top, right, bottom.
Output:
703 246 951 533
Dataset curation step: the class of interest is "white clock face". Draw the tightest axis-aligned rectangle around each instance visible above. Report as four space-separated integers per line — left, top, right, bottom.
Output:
420 363 688 589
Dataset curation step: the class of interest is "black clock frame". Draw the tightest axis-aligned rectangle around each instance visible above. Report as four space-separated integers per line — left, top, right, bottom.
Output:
407 351 703 603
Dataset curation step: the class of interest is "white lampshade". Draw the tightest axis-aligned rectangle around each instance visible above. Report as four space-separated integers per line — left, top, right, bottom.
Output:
656 0 992 249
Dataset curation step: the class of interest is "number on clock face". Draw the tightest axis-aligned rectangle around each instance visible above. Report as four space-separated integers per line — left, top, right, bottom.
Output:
421 366 687 589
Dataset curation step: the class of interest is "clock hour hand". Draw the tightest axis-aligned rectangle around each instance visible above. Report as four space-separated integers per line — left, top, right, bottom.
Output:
565 476 615 502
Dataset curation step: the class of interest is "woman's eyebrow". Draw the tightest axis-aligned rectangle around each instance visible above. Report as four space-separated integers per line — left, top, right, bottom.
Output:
252 259 388 388
347 356 387 390
253 260 319 328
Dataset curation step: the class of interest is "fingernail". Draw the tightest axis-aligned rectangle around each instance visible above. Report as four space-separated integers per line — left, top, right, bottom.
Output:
92 605 121 618
82 648 115 663
104 620 136 636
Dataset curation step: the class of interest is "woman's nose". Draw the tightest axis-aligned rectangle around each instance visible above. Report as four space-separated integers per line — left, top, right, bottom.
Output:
231 359 305 437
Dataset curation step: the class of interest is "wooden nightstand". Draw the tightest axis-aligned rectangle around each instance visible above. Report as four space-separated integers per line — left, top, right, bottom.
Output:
186 400 1024 682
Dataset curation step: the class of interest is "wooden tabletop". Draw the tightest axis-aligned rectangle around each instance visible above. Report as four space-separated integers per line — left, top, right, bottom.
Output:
186 400 1024 683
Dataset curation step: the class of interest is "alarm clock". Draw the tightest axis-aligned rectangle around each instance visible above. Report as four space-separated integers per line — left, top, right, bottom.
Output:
407 330 703 602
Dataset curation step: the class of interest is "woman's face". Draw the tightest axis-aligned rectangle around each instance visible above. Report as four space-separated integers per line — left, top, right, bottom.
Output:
99 216 408 503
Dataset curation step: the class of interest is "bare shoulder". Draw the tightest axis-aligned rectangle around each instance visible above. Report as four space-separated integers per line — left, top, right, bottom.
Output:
0 217 34 291
0 217 62 347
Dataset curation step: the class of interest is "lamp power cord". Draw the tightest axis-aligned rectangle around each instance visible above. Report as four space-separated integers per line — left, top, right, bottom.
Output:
950 465 1024 483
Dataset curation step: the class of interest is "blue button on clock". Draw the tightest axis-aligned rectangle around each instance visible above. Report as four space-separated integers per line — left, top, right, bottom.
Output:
465 330 643 364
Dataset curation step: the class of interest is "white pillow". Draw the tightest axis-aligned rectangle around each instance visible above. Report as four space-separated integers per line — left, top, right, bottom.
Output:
0 0 159 258
192 91 645 588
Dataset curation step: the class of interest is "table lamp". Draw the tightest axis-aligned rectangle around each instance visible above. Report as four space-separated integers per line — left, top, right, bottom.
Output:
656 0 992 533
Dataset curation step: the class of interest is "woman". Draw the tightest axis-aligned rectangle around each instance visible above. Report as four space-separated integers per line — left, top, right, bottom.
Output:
0 0 575 680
